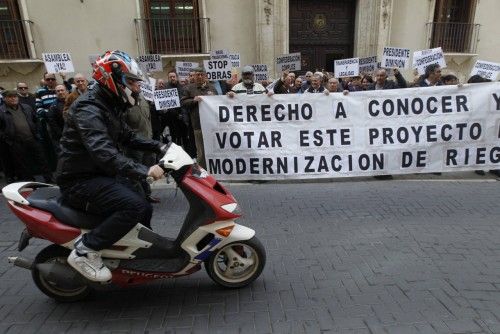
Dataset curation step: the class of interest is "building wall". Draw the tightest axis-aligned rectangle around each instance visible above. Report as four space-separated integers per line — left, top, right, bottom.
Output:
1 0 140 90
474 0 500 63
1 0 498 91
204 0 257 68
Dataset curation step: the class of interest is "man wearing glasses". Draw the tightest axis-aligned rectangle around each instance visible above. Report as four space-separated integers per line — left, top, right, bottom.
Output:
35 73 69 171
16 82 36 111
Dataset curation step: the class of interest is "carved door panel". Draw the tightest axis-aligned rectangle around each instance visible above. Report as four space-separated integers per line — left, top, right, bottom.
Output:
289 0 355 73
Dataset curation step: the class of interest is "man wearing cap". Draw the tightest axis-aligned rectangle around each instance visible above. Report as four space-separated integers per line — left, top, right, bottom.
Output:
227 65 267 96
0 90 53 183
180 67 218 169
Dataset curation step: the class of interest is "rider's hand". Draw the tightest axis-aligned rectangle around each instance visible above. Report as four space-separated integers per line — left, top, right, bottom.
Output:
148 165 164 180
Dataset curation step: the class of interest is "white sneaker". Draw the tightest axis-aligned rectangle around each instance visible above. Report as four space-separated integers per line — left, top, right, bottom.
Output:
67 249 112 282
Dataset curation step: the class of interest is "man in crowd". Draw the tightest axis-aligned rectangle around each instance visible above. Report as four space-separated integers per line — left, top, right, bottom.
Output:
326 77 342 93
64 73 89 118
442 74 459 85
368 68 407 90
0 90 53 183
47 84 68 153
418 63 442 87
164 70 189 147
304 73 327 93
36 72 71 170
17 82 36 110
272 70 295 94
181 67 218 169
228 65 267 95
124 89 160 203
150 79 166 141
299 71 314 93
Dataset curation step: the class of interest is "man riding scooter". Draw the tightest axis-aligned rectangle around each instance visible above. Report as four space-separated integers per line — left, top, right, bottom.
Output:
56 50 165 282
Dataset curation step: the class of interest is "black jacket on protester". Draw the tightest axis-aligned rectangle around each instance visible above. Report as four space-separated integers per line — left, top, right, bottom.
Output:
0 103 39 145
56 84 163 188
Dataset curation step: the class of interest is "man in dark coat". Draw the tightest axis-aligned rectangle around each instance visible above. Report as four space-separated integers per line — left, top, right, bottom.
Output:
367 68 407 90
0 90 53 182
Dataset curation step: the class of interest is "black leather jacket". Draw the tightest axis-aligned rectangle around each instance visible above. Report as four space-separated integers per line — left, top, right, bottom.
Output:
56 84 162 188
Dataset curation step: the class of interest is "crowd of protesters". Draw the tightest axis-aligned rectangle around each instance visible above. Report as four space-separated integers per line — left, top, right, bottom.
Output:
0 61 498 186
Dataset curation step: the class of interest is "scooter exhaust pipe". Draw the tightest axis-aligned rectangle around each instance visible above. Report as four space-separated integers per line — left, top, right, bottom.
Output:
8 256 33 270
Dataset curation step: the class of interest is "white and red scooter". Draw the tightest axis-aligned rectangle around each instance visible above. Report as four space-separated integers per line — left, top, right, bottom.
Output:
3 143 265 302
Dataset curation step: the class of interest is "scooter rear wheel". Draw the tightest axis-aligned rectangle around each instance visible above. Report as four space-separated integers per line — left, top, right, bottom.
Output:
205 237 266 288
32 245 92 302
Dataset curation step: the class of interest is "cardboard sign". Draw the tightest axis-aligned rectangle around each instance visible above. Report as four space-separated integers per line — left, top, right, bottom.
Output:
210 49 229 60
334 58 360 78
175 61 199 79
381 47 410 69
154 88 180 110
140 82 154 102
413 47 447 75
42 52 75 73
250 64 268 82
359 56 378 74
470 60 500 80
137 54 163 73
203 59 232 81
229 53 240 68
276 52 301 72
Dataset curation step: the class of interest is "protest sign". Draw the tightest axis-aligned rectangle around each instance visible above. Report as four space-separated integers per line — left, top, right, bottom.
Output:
203 59 232 81
140 77 156 102
176 61 199 79
413 47 447 75
42 52 75 73
250 64 268 82
199 82 500 180
381 47 410 69
137 54 163 72
470 60 500 80
210 49 229 60
276 52 301 72
334 58 359 78
229 53 240 68
154 88 180 110
359 56 378 74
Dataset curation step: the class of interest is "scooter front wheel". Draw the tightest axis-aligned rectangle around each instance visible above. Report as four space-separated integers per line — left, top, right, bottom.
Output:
32 245 92 302
205 237 266 288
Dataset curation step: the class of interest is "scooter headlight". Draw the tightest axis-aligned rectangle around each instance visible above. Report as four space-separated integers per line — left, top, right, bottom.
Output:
221 203 242 214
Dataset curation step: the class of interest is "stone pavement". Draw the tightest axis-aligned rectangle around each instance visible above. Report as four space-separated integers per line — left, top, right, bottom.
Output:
0 172 499 333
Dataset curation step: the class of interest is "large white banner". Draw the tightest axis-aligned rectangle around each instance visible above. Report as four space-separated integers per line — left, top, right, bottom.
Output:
199 83 500 180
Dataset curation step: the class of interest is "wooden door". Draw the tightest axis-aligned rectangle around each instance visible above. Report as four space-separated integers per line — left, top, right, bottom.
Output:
289 0 356 74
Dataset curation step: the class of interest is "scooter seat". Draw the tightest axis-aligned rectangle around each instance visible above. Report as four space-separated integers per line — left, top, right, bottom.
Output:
28 187 105 229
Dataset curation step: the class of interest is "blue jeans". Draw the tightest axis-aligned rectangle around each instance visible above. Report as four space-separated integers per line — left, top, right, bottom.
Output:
61 176 153 250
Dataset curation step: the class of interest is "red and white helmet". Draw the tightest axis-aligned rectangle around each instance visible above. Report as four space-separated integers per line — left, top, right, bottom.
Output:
92 50 144 103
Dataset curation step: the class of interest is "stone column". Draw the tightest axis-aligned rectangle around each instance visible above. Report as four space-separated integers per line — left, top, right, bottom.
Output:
354 0 394 58
256 0 289 78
